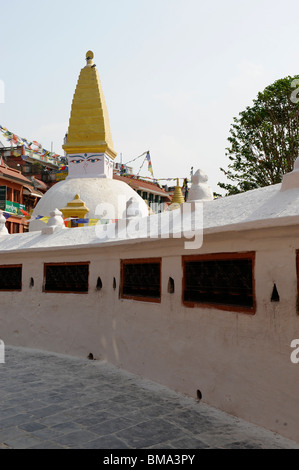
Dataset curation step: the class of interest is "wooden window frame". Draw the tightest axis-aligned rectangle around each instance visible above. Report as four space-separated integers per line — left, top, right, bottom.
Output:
0 264 22 291
182 252 256 314
120 258 162 303
43 262 90 294
13 190 20 203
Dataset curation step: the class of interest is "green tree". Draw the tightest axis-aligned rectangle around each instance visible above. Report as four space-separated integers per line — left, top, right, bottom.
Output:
218 75 299 195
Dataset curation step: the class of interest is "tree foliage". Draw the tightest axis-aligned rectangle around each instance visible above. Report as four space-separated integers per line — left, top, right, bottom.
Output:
218 75 299 195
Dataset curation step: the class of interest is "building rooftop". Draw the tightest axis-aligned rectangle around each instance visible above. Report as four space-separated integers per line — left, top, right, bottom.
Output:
113 174 172 199
0 161 33 186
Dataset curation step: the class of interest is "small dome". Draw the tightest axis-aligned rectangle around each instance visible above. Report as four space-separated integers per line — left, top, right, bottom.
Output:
29 177 149 231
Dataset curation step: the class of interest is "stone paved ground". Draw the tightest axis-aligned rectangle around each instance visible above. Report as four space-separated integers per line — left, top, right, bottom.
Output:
0 345 298 450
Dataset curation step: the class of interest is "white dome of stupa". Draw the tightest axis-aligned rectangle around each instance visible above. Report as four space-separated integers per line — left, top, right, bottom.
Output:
29 177 148 231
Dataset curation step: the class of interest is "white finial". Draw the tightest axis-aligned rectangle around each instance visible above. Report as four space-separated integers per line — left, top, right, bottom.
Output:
48 209 65 227
293 157 299 171
42 209 65 234
281 157 299 191
187 169 213 202
0 211 8 235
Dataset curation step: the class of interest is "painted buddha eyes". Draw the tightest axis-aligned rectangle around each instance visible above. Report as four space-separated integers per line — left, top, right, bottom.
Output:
87 157 100 163
70 158 84 164
70 156 101 164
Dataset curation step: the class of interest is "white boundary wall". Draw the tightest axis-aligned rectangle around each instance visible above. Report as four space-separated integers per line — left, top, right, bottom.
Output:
0 225 299 441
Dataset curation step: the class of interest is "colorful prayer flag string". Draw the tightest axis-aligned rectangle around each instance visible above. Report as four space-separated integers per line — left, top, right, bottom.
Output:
0 124 63 162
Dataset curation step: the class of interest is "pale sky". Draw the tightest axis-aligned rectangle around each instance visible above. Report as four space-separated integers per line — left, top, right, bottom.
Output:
1 0 299 194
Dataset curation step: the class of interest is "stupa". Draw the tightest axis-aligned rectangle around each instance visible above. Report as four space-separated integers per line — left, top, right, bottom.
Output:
29 51 148 231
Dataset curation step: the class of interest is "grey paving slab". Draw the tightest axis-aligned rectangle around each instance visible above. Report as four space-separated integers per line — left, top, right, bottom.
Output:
0 345 298 450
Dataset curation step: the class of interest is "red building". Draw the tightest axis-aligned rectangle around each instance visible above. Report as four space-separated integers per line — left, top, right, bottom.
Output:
0 159 40 233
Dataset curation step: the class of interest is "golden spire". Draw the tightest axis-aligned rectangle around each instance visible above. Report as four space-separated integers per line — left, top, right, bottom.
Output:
63 51 117 159
171 178 185 205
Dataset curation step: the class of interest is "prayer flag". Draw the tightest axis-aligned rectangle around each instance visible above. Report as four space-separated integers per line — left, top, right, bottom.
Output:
88 219 99 226
146 151 153 175
20 208 30 217
76 218 89 224
38 216 50 223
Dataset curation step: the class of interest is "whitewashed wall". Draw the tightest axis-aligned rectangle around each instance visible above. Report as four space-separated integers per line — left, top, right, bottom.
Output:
0 225 299 442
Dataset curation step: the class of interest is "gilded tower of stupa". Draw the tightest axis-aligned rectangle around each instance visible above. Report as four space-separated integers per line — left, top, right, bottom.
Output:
63 50 117 179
